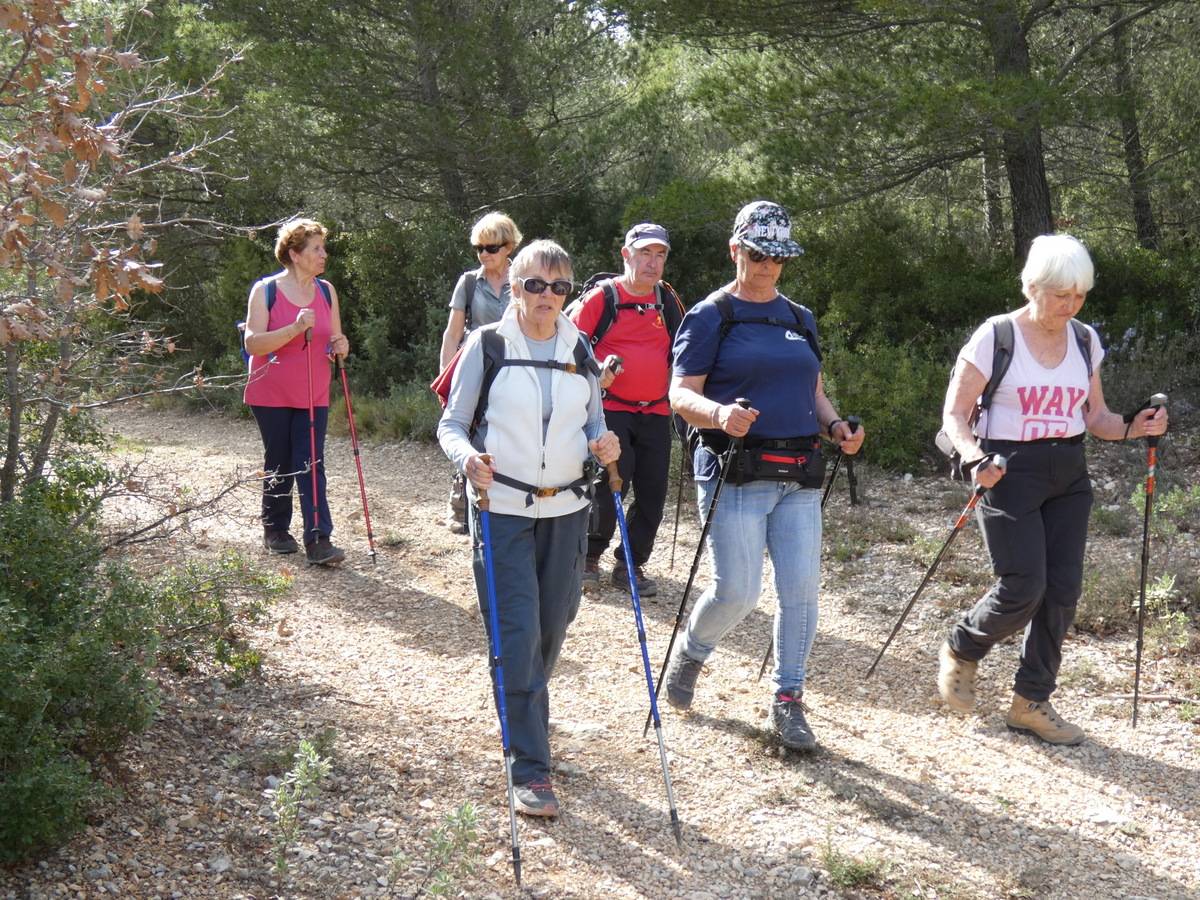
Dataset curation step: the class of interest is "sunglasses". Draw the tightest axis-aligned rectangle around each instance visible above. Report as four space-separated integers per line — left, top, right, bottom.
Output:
473 243 506 254
745 247 789 264
518 276 573 297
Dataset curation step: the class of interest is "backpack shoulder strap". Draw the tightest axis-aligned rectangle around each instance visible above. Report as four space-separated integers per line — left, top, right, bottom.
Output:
316 278 334 307
470 326 506 434
461 271 478 330
573 334 602 379
586 280 619 348
715 293 821 360
1069 319 1093 379
784 298 822 362
979 315 1015 411
265 279 277 312
656 281 685 339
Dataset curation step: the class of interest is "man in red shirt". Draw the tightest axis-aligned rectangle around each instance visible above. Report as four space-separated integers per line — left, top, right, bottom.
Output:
569 223 679 596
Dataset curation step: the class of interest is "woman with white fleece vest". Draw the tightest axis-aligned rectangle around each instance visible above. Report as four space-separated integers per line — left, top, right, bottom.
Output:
438 239 619 818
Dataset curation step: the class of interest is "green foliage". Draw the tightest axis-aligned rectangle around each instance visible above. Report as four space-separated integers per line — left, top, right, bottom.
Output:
327 380 443 443
388 801 481 897
822 337 949 470
820 839 885 889
270 738 332 873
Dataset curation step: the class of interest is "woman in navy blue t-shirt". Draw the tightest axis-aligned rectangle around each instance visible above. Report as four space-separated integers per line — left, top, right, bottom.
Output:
663 201 865 752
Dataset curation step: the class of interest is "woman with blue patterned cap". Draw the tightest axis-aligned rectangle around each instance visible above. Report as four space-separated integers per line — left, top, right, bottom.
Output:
663 200 864 751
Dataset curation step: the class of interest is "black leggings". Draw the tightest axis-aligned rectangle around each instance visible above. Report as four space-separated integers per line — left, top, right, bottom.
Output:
588 410 671 566
949 439 1092 702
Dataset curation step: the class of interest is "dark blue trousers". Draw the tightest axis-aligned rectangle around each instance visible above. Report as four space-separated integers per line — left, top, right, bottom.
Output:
472 506 588 785
250 405 333 543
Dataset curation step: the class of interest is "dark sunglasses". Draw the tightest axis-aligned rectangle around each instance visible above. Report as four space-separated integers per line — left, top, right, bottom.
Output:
746 247 789 264
518 276 573 297
473 243 506 254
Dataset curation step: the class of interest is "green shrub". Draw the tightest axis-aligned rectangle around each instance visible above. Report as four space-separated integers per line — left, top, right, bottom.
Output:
328 379 443 442
0 476 287 863
821 337 949 470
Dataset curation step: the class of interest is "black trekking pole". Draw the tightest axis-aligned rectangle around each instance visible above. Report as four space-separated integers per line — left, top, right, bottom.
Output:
646 398 751 737
336 356 377 563
757 416 861 681
669 433 686 571
1133 393 1168 727
476 457 522 885
865 454 1007 678
608 461 684 847
304 328 321 545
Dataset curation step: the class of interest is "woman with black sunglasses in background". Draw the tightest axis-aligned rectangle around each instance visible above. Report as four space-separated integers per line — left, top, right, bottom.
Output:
437 239 619 818
664 201 864 752
439 212 523 533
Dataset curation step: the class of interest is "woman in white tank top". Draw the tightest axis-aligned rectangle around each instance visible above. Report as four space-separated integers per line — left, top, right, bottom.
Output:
935 234 1168 746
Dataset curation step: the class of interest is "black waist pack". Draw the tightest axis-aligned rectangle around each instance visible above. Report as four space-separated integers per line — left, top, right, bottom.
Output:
704 434 825 487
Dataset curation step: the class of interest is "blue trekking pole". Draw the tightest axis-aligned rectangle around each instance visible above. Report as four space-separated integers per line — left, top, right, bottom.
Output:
758 416 860 681
608 461 684 848
475 456 522 885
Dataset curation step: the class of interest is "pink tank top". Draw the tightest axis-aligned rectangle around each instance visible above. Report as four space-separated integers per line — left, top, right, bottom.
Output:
243 281 333 408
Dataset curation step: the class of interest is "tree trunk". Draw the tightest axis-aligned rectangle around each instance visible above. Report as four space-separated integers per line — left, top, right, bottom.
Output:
1111 11 1159 250
980 0 1053 260
2 341 21 503
982 129 1006 247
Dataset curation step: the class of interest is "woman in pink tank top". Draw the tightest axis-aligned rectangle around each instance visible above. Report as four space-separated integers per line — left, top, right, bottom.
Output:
242 218 351 565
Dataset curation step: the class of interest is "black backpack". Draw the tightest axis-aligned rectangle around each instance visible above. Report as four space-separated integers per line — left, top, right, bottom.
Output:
469 324 600 437
238 278 333 365
566 274 686 349
935 315 1093 478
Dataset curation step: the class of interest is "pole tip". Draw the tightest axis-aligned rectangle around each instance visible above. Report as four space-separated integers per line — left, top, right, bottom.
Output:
1150 392 1168 407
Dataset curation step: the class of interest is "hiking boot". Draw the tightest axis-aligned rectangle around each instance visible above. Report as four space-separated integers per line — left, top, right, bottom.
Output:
665 647 704 710
512 779 559 817
581 555 600 591
770 688 817 752
937 640 977 713
613 562 658 597
1006 694 1085 746
263 529 299 555
305 536 346 566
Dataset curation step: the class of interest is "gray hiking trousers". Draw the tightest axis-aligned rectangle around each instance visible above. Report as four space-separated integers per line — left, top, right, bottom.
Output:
471 506 588 785
948 438 1093 702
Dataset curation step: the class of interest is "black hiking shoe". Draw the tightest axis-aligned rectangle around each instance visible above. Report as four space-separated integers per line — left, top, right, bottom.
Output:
665 647 703 710
512 779 559 818
263 529 299 555
613 562 657 597
305 536 346 566
770 688 817 752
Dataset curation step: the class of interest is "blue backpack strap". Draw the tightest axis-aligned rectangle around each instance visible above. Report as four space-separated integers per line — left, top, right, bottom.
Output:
316 278 333 307
265 279 277 312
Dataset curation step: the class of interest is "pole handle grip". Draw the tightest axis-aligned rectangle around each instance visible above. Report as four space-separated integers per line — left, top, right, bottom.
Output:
606 461 622 495
847 415 861 433
304 327 313 344
735 397 751 409
476 454 493 511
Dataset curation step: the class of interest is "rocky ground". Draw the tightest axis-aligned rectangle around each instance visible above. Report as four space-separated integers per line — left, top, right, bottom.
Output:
2 404 1198 900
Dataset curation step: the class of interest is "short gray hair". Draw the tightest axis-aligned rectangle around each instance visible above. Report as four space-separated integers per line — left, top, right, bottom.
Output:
510 239 573 283
1021 234 1095 298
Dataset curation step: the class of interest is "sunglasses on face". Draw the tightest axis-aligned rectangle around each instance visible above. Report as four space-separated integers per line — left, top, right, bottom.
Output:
518 276 573 297
745 247 789 264
473 243 506 254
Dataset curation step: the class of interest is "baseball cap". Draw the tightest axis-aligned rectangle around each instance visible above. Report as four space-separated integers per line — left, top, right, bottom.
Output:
624 223 671 250
731 201 804 258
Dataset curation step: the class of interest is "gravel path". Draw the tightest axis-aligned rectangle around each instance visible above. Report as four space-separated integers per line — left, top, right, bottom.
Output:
3 405 1197 899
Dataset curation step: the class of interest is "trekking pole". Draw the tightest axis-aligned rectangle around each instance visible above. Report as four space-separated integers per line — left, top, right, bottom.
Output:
646 398 751 737
1133 393 1168 727
758 415 861 681
820 415 861 508
304 329 320 544
608 461 683 847
669 434 685 571
476 456 522 885
865 454 1007 678
335 356 377 563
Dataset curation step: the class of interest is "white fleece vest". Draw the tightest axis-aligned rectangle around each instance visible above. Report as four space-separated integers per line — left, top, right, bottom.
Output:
471 309 594 518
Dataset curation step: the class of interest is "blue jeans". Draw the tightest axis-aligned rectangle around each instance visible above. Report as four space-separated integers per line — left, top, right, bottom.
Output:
250 405 333 542
681 479 821 692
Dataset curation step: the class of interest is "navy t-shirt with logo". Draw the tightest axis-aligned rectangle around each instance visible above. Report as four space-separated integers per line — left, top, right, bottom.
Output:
673 291 822 478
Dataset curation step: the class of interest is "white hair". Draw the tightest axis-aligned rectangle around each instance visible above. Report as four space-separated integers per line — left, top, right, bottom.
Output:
1021 234 1095 298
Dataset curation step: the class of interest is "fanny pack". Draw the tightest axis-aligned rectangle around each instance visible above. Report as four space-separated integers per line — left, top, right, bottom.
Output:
702 434 825 487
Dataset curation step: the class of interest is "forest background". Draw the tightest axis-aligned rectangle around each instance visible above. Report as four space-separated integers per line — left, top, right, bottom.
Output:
3 0 1200 864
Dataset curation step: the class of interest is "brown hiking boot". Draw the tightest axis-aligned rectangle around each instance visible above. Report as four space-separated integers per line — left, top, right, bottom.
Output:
937 640 977 713
1006 694 1085 746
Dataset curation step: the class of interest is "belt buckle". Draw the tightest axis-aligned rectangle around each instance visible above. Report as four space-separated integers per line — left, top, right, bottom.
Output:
534 487 559 498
